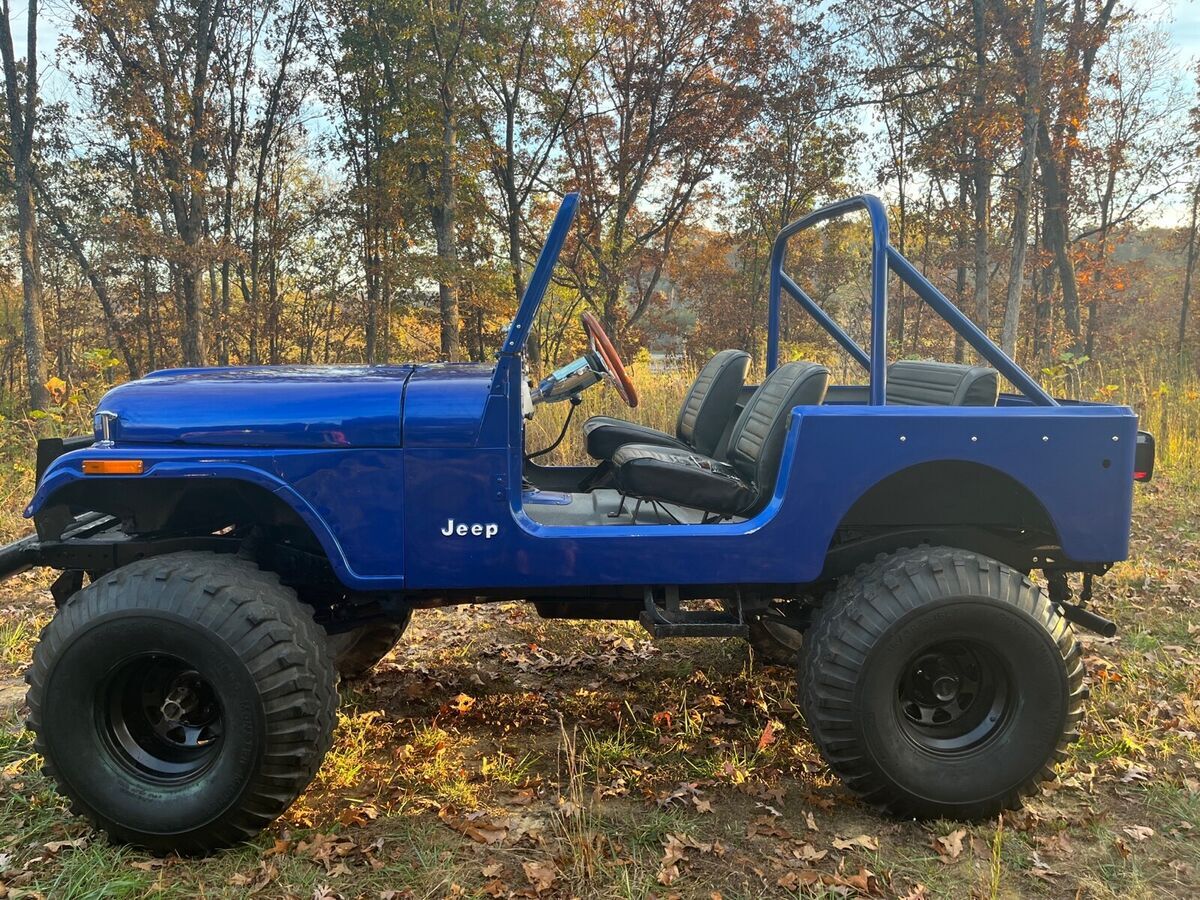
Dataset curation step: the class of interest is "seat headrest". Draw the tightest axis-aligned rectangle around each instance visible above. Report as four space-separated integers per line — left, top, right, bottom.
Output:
886 360 999 406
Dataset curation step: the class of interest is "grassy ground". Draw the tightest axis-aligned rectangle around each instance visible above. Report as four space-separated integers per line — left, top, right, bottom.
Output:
0 372 1197 898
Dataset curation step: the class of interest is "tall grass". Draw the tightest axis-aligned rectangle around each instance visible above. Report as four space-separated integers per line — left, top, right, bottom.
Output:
527 356 1200 480
1074 361 1200 478
525 364 696 467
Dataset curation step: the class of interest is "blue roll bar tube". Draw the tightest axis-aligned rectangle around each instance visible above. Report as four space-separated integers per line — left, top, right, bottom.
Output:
768 194 1056 407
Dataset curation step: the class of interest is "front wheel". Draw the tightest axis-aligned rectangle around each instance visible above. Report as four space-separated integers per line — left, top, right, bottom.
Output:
800 546 1085 821
25 552 339 853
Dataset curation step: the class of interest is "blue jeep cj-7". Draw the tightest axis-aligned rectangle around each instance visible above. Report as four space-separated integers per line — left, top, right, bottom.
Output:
6 194 1153 852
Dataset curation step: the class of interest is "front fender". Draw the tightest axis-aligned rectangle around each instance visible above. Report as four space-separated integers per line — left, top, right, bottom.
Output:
27 446 399 589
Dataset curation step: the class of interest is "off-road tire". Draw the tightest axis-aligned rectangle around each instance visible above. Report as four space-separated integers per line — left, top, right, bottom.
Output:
25 552 339 853
330 616 410 680
800 546 1085 821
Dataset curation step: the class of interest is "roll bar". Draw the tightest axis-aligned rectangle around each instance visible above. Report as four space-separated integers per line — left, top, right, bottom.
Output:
767 194 1057 407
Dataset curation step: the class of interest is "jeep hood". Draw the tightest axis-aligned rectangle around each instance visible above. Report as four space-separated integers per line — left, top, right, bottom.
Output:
96 365 417 448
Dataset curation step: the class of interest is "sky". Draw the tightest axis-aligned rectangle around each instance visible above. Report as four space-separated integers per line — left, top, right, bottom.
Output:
1120 0 1198 225
1157 0 1200 57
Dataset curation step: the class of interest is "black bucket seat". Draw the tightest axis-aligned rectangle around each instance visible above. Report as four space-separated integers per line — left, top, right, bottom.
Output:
582 349 750 461
610 361 829 518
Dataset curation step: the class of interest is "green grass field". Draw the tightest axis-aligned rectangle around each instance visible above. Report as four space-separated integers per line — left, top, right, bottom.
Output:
0 373 1196 898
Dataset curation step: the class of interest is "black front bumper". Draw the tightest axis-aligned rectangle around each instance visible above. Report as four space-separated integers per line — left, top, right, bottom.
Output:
0 512 118 582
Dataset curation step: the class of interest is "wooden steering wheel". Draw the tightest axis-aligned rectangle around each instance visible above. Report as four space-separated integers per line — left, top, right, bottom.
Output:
581 311 639 408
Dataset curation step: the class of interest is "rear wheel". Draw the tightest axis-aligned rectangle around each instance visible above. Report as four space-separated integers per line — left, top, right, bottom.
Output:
25 552 338 853
800 546 1084 821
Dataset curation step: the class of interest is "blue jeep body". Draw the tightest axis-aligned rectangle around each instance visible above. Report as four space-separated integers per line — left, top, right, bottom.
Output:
13 193 1146 621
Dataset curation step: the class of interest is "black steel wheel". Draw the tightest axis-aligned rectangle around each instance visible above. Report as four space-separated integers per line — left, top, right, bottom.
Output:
895 641 1010 752
26 552 339 853
800 546 1085 821
101 656 224 781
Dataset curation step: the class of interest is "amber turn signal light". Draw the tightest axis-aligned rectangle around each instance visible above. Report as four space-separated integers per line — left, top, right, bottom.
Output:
82 459 144 475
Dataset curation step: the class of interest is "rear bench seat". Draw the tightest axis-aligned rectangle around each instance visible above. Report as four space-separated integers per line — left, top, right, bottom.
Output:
886 360 999 406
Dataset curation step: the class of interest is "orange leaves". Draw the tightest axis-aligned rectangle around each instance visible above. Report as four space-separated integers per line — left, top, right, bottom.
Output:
337 803 379 828
755 719 779 752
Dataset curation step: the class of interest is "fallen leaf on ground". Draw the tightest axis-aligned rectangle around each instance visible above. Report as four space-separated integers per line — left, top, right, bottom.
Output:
833 834 880 852
263 838 294 858
756 720 779 751
747 816 792 839
657 832 724 884
339 804 378 827
932 828 966 862
777 866 883 895
790 842 827 863
438 806 508 845
43 838 88 854
228 861 279 890
522 860 557 893
1123 824 1154 842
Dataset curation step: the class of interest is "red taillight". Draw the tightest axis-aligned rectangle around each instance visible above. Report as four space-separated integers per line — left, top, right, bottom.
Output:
1135 431 1155 483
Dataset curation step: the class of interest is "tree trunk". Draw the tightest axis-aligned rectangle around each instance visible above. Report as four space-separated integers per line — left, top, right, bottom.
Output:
364 225 379 364
970 0 991 340
38 190 140 379
435 99 460 360
954 170 970 364
1001 0 1044 358
14 175 48 407
1179 181 1200 362
506 197 535 365
1036 118 1082 353
0 0 49 409
179 265 206 366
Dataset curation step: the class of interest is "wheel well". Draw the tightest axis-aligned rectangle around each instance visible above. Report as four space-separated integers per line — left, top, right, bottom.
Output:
40 477 327 554
827 460 1061 575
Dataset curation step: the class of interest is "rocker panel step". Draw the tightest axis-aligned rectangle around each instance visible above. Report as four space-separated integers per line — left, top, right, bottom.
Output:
640 587 749 639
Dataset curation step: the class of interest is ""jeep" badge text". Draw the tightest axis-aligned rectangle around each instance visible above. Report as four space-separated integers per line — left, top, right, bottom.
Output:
441 519 499 539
